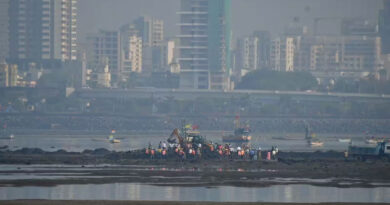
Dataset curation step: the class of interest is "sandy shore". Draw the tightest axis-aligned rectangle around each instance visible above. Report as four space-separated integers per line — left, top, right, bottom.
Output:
1 201 389 205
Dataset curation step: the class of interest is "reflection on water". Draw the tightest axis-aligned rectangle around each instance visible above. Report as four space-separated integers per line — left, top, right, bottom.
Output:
0 183 390 203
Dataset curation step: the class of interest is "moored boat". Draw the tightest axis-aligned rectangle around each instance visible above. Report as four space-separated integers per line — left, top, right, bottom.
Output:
310 141 324 147
108 130 121 144
338 138 351 143
365 138 384 145
222 116 252 143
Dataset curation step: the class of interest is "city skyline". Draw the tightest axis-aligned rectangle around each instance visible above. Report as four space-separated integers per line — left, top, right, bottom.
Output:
0 0 389 91
78 0 383 42
1 2 390 204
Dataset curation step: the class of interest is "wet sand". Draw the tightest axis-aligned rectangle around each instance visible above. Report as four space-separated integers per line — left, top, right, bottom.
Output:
1 201 389 205
1 148 390 188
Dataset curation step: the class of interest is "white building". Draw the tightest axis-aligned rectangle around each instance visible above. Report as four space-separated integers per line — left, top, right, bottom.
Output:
121 35 142 74
271 37 295 72
238 37 259 72
0 62 18 87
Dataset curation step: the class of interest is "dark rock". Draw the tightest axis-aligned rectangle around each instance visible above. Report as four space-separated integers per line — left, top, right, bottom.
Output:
82 149 93 154
55 149 68 154
91 148 111 155
15 148 45 154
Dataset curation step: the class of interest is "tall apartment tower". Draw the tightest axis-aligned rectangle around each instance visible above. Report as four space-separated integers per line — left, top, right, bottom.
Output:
120 24 143 74
122 35 143 73
178 0 232 90
0 0 9 62
8 0 78 69
380 0 390 54
253 31 271 70
86 30 120 82
134 16 164 47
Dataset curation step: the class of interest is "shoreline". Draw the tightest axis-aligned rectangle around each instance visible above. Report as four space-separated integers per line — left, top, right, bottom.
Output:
1 200 390 205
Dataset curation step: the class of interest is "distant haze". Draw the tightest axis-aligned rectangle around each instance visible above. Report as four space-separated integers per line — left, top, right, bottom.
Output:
78 0 382 42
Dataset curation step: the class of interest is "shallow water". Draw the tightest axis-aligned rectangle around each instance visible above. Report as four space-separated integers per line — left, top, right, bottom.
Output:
0 183 390 203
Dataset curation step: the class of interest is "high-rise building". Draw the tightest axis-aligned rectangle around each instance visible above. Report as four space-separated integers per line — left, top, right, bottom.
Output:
253 31 271 70
8 0 78 69
0 0 9 62
342 36 382 71
121 35 143 73
0 62 18 87
379 0 390 54
294 36 382 71
238 37 258 72
146 40 176 72
0 63 9 87
178 0 232 90
120 23 142 77
294 36 316 71
165 40 176 68
86 30 120 83
134 16 164 47
270 37 295 72
308 37 341 71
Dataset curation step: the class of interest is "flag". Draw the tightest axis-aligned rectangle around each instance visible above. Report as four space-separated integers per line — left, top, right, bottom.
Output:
185 124 192 129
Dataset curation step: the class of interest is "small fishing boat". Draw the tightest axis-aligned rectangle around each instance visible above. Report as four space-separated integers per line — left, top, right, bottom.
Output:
310 141 324 147
304 126 323 147
222 116 251 143
109 135 120 143
108 130 120 143
365 138 384 145
338 138 351 143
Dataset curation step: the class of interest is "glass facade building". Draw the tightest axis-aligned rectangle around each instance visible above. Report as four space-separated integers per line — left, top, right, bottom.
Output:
178 0 231 89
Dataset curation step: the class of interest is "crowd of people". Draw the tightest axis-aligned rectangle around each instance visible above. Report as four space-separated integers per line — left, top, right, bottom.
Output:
1 114 390 134
143 140 279 161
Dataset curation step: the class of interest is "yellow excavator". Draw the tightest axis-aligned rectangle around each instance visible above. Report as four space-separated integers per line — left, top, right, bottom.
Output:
167 126 207 148
167 128 185 147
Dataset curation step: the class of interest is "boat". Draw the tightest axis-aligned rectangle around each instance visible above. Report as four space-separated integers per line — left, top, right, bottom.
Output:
310 141 324 147
222 116 251 143
108 130 120 144
365 138 384 145
338 138 351 143
222 130 252 142
304 124 323 147
108 135 121 143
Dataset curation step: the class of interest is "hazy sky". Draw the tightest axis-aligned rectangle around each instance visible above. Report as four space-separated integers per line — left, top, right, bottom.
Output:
78 0 383 42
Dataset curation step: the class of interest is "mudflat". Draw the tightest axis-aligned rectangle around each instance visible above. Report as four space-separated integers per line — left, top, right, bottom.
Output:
1 201 389 205
1 148 390 188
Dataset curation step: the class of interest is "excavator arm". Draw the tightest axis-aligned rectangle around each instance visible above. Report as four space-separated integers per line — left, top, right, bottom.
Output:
168 128 184 147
